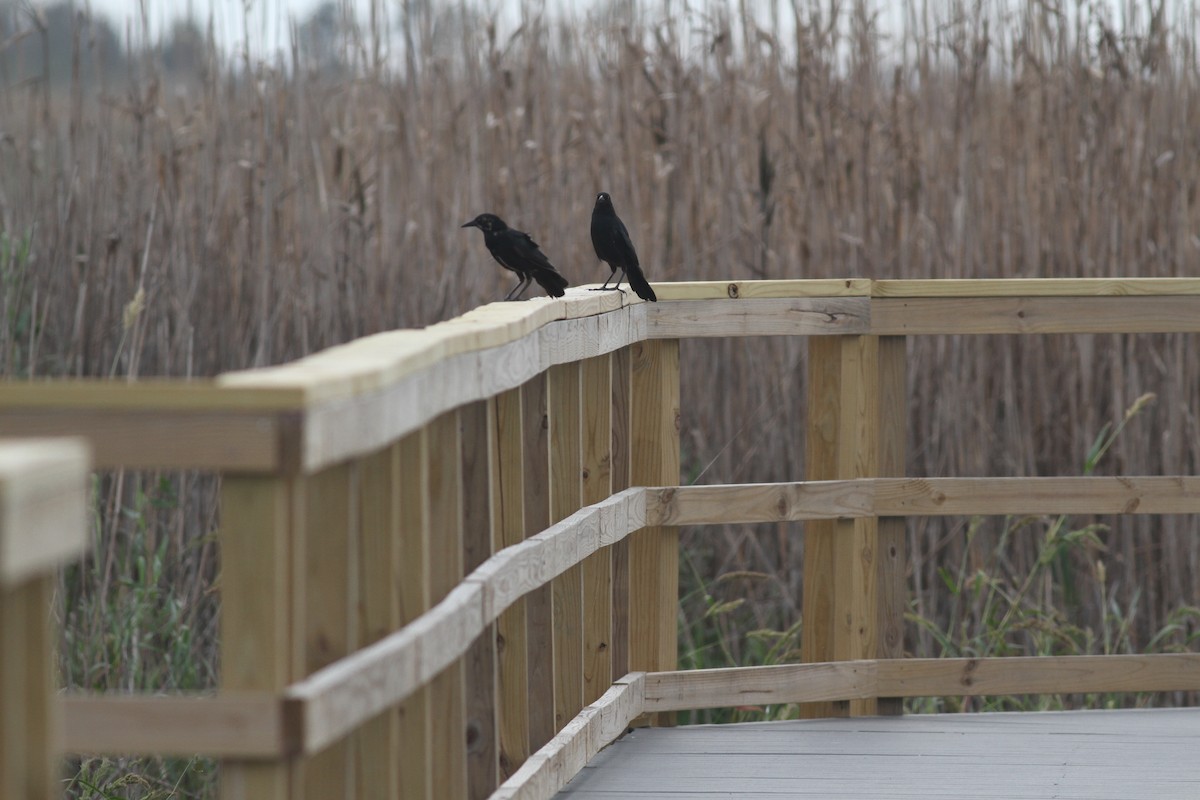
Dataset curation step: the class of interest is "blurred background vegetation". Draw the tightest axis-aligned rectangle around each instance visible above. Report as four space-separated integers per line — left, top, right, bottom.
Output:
1 0 1198 795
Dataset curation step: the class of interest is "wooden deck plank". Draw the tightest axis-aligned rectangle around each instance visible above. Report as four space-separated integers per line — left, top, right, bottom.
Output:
556 709 1200 798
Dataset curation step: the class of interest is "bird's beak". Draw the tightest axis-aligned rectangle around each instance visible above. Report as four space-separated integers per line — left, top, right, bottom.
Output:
461 220 476 228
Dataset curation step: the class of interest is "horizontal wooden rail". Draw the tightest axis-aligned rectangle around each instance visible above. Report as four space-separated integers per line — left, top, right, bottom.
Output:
61 694 292 758
490 673 646 800
4 280 1199 471
647 476 1200 525
643 654 1200 712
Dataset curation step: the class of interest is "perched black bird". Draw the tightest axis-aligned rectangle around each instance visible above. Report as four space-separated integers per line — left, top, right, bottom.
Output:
590 192 656 302
462 213 569 300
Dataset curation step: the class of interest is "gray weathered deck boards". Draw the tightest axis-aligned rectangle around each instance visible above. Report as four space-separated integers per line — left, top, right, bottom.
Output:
556 708 1200 798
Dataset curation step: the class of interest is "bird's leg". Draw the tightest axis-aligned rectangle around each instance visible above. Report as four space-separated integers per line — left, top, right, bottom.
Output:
590 266 618 292
512 275 533 301
610 270 627 295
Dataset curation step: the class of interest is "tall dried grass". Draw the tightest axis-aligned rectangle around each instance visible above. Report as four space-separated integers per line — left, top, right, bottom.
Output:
2 0 1199 773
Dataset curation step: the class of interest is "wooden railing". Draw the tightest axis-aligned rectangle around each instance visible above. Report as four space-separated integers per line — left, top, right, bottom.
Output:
2 278 1199 799
0 439 89 800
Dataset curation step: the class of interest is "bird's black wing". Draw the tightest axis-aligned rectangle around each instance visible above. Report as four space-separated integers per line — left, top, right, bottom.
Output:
510 230 568 298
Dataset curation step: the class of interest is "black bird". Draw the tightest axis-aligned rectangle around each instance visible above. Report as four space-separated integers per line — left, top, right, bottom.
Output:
462 213 569 300
590 192 656 302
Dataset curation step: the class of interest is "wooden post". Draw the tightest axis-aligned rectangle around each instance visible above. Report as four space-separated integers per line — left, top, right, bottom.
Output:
802 334 907 718
628 339 681 725
581 354 614 703
428 411 467 797
356 444 402 799
303 462 359 797
0 440 88 800
492 388 529 778
549 362 584 730
461 400 500 799
521 373 555 751
219 475 303 800
610 347 632 680
398 431 432 799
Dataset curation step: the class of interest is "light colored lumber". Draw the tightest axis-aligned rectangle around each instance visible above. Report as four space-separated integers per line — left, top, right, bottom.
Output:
873 277 1200 297
281 488 646 758
492 389 530 778
873 476 1200 515
218 475 302 800
0 380 304 410
397 431 432 800
655 279 872 299
609 347 632 680
628 339 680 725
643 662 877 712
0 409 288 471
871 296 1200 334
646 297 870 338
428 411 468 798
549 362 584 732
302 462 358 797
875 654 1200 697
0 438 90 586
62 693 289 757
491 673 646 800
522 373 556 751
461 400 500 800
580 355 613 705
799 336 847 719
355 444 403 800
875 336 907 716
646 481 874 525
1 574 58 800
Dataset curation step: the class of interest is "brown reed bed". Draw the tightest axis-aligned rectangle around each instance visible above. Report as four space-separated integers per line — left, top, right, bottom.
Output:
3 0 1199 790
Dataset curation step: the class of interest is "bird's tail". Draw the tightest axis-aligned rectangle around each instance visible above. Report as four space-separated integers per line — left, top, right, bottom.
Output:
626 266 657 302
534 267 569 298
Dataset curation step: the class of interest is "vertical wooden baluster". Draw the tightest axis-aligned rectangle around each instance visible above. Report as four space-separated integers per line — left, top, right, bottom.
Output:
1 576 56 800
802 334 907 718
549 362 584 729
219 475 303 800
876 335 908 716
357 444 402 799
428 411 467 797
304 462 359 797
398 431 432 799
461 400 500 799
628 339 680 726
521 373 555 751
493 388 529 778
610 347 632 680
581 354 614 703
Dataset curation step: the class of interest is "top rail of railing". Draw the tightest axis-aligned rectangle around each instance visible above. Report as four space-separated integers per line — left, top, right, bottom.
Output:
0 278 1197 473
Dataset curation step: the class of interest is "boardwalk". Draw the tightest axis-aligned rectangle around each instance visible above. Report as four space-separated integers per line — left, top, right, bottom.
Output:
557 708 1200 799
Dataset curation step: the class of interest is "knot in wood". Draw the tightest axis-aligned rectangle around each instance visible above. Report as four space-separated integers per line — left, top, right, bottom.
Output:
727 283 740 298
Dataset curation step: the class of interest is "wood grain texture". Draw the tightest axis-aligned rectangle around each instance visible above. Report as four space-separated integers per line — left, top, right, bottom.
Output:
218 476 302 800
628 339 680 725
609 348 632 682
492 389 530 778
0 438 89 587
549 363 585 734
356 445 402 800
522 373 556 752
302 463 358 798
646 297 870 338
428 411 467 799
871 296 1200 334
647 481 874 525
799 336 845 719
62 693 288 757
397 431 432 800
492 673 645 800
643 662 877 711
873 278 1200 297
875 336 907 716
460 401 500 800
1 575 59 800
654 279 871 299
580 355 613 705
